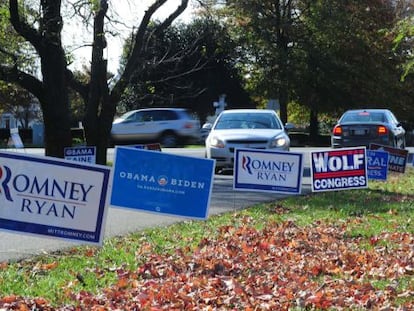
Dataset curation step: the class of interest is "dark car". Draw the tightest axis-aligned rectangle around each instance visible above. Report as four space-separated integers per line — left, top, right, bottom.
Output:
331 109 406 149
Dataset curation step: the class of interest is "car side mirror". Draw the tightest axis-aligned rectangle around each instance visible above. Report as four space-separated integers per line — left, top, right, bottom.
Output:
202 123 212 130
284 122 295 132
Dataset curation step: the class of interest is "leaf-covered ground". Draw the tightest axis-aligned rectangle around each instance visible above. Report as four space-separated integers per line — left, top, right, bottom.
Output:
1 217 413 310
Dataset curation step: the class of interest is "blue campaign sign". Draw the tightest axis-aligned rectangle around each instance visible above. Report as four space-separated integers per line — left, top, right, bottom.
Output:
64 146 96 164
311 147 368 192
132 143 162 151
0 151 110 245
369 143 408 173
234 149 303 194
110 147 215 219
367 150 389 181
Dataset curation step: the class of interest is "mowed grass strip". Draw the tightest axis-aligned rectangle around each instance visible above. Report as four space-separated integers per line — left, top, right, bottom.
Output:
0 167 412 307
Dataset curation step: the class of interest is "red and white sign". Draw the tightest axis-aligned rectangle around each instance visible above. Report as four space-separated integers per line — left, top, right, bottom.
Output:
311 147 368 192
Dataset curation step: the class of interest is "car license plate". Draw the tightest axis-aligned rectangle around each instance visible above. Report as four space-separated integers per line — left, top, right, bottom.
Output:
354 129 365 135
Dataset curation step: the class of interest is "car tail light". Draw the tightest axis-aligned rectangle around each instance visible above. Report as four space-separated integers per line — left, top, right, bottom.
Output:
184 122 194 129
377 126 388 135
333 125 342 135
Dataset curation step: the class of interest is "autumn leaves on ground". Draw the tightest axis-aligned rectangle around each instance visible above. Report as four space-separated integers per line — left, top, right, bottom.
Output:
0 169 413 310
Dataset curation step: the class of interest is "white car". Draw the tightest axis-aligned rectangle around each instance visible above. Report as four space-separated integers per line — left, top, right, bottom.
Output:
205 109 290 172
110 108 200 147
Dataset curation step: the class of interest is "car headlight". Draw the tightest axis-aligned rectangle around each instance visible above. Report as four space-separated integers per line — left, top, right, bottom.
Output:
209 136 225 148
270 136 288 148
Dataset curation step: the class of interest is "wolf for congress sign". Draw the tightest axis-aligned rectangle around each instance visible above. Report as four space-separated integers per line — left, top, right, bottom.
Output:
110 147 214 219
311 147 368 192
0 152 110 245
234 149 303 194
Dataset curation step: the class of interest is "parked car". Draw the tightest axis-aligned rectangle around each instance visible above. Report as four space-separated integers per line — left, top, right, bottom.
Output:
401 120 414 146
205 109 290 172
110 108 200 147
331 109 406 149
200 123 213 142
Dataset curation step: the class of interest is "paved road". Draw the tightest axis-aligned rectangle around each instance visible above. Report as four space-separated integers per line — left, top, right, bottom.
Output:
0 146 412 262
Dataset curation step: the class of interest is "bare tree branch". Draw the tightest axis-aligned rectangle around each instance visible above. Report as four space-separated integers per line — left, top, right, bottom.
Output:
113 0 189 100
0 64 44 103
9 0 42 53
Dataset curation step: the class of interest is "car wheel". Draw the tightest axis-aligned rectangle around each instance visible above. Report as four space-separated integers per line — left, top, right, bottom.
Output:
160 132 178 147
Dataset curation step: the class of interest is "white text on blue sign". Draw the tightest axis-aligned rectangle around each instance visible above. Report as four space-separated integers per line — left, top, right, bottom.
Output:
311 148 367 192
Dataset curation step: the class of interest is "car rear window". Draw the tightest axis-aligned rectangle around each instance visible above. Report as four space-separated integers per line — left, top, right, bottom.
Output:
342 111 386 123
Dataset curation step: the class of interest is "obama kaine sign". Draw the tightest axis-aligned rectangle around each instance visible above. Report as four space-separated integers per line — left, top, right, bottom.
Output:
0 152 110 245
64 146 96 164
311 147 368 192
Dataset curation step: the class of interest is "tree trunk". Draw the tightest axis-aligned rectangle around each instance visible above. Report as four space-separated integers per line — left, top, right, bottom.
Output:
40 44 72 157
7 0 72 157
83 0 115 165
279 90 288 125
309 108 319 143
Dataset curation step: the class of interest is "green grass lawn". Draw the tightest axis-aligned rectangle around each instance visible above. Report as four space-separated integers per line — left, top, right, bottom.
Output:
0 167 413 310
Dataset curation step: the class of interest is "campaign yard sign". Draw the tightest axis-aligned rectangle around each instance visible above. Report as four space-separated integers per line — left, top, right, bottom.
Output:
234 149 303 194
64 146 96 164
311 147 368 192
367 150 389 181
133 143 162 151
369 143 408 173
110 146 215 219
0 151 110 245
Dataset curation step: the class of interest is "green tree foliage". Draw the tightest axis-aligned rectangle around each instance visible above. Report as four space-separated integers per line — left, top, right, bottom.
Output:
218 0 414 136
0 0 74 157
120 17 252 123
0 0 40 127
391 2 414 81
217 0 297 124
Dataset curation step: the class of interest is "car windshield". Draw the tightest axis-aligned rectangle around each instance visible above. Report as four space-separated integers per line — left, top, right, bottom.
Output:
341 111 386 123
214 113 282 130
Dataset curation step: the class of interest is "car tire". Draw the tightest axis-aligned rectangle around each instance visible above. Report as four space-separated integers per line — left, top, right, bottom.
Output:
160 132 178 147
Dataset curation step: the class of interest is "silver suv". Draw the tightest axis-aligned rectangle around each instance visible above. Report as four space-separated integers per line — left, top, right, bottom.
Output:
110 108 200 147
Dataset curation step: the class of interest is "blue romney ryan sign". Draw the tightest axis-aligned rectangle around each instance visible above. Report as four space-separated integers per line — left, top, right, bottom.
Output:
367 150 389 181
234 149 303 194
311 147 368 192
0 151 110 245
110 147 215 219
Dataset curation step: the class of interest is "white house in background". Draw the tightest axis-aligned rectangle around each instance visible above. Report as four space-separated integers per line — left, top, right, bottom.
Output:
0 112 18 129
0 102 44 146
0 101 43 129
